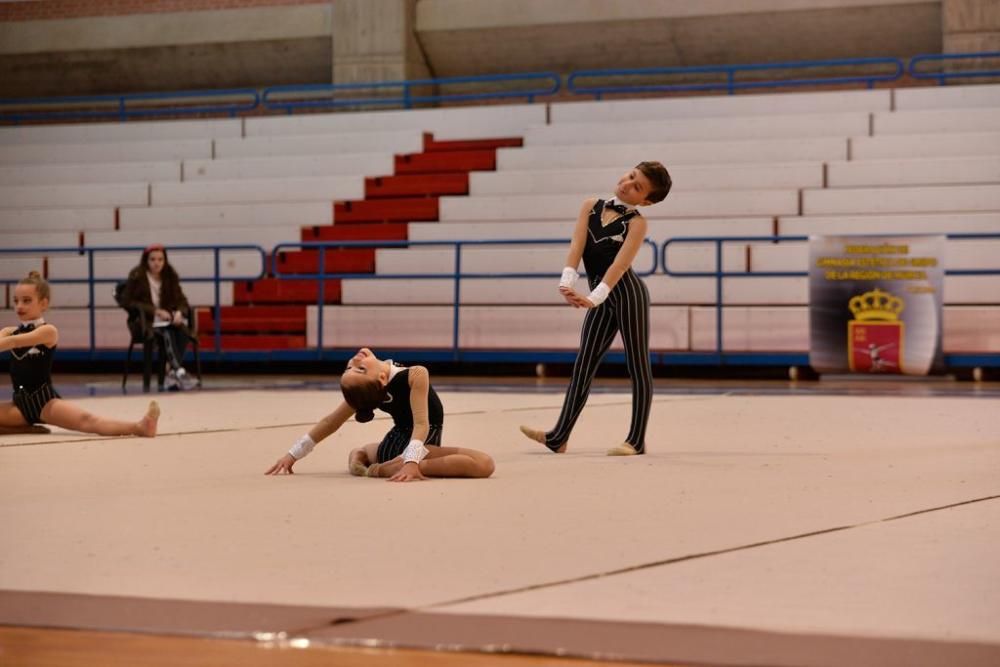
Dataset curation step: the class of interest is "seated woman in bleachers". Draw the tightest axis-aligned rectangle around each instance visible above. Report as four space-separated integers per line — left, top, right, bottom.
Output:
122 244 198 391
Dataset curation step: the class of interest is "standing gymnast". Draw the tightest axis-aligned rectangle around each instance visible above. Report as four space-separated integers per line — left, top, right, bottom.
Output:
0 271 160 437
520 162 672 456
265 347 494 481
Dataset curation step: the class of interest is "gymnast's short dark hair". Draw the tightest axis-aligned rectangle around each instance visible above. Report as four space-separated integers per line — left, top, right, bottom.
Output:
636 161 672 204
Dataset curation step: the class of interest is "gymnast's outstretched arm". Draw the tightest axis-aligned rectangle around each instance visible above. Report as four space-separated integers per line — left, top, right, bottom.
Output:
265 401 355 475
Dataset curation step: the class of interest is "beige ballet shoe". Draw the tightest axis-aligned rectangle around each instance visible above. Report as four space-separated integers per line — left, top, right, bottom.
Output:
519 425 546 443
348 461 369 477
365 463 381 478
606 442 640 456
519 425 567 453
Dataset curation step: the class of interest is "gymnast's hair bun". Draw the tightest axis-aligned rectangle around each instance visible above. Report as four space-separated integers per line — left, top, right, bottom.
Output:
355 409 375 423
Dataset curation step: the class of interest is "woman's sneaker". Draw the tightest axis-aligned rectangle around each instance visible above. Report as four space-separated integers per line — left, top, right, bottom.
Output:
175 367 199 390
164 369 180 391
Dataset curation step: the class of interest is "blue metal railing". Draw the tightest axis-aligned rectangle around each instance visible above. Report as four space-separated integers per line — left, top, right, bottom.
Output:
660 233 1000 364
908 51 1000 85
0 88 260 124
261 72 561 113
0 245 267 355
271 238 658 361
567 57 905 99
2 236 998 368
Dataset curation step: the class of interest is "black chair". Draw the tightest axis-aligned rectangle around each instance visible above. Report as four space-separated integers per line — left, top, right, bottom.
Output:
113 282 202 393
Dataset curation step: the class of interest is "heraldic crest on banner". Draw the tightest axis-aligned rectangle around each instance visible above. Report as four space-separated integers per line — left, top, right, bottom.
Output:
848 288 905 373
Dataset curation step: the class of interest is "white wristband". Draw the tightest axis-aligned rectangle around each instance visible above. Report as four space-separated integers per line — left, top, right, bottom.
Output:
288 434 316 460
559 267 578 289
401 439 429 464
587 282 611 306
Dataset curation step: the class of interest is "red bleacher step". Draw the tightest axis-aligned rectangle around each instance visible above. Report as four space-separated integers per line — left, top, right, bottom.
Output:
197 305 305 334
423 134 523 152
199 334 306 350
365 173 468 198
235 278 341 305
301 222 408 243
275 249 374 274
334 197 438 223
395 150 495 174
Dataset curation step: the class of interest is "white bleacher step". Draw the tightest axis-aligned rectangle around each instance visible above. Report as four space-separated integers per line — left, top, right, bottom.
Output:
52 282 234 309
0 182 149 209
803 184 1000 215
0 118 241 145
119 202 331 230
85 225 300 253
0 232 80 249
944 307 1000 351
690 305 1000 353
552 89 890 123
375 246 567 276
525 112 870 146
214 130 425 159
777 212 1000 236
408 218 776 242
374 246 668 276
827 156 1000 188
6 307 133 349
0 257 47 282
0 208 114 232
850 132 1000 160
47 249 264 284
691 306 809 352
497 137 847 170
340 275 765 307
440 190 798 221
182 153 395 182
150 176 363 206
0 138 213 165
893 83 1000 111
873 108 1000 135
245 103 545 140
307 305 690 350
471 163 823 195
0 161 180 186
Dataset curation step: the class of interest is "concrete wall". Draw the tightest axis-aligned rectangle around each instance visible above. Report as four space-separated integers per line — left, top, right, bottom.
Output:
416 0 942 76
943 0 1000 53
1 0 947 98
0 3 332 96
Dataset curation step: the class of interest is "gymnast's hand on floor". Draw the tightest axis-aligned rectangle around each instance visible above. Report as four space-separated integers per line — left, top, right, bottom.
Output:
265 453 297 475
389 461 426 482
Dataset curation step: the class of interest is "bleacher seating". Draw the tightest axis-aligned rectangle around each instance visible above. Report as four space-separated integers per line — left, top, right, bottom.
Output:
0 82 998 359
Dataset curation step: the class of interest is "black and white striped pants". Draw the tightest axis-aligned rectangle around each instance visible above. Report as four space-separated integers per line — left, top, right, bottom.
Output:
546 269 653 453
